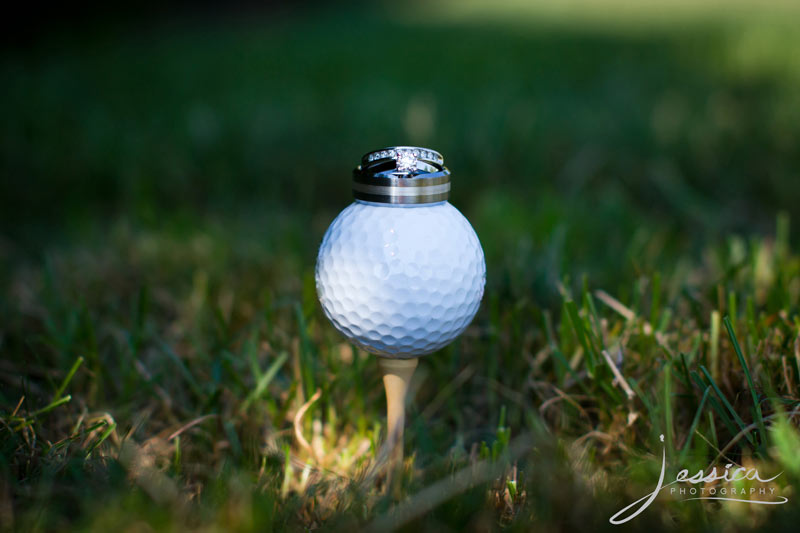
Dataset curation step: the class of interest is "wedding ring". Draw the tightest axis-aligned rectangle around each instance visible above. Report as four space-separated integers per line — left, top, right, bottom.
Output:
361 147 444 171
352 166 450 205
367 159 441 177
353 146 450 204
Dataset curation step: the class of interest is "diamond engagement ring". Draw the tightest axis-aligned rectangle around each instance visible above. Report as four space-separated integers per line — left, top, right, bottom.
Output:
361 147 444 173
352 146 450 204
367 160 442 178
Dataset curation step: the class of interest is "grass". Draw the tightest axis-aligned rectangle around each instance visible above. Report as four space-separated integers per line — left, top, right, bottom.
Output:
3 2 800 531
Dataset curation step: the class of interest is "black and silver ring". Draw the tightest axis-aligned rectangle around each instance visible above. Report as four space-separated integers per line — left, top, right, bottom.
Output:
353 165 450 205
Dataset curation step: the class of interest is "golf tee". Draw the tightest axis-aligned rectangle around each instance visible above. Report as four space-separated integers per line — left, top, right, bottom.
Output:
377 357 418 466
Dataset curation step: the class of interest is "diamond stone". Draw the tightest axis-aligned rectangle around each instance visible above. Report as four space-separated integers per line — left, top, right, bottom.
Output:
396 151 417 172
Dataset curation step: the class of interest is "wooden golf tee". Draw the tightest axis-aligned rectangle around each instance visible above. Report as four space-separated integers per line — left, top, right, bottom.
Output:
378 357 418 468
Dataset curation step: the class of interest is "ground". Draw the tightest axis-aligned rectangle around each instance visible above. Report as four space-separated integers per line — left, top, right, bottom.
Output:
2 2 800 531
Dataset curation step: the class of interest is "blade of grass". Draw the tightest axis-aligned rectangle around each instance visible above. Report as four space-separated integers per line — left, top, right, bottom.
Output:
594 290 634 321
795 333 800 392
295 303 316 402
543 311 565 384
663 362 674 452
678 353 693 394
241 351 289 413
26 395 72 419
657 308 672 333
582 287 604 353
601 349 635 401
690 370 739 442
685 331 702 363
564 300 597 378
679 386 711 463
746 295 758 344
85 422 116 457
173 436 181 474
707 411 718 449
281 444 292 498
724 316 767 452
699 365 756 448
161 342 203 398
598 379 624 405
53 356 84 400
710 311 720 382
776 211 790 260
627 378 655 421
544 312 590 394
650 271 661 329
246 333 262 381
223 420 242 458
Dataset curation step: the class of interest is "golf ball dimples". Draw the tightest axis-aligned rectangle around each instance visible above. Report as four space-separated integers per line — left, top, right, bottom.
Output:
316 201 485 357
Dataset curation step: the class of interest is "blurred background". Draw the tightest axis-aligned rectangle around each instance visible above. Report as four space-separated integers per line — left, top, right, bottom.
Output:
3 0 799 289
2 1 800 529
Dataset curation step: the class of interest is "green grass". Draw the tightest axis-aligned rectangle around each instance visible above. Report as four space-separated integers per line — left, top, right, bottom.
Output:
3 2 800 531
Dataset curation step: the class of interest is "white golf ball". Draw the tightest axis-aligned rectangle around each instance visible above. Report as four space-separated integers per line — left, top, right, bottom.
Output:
315 200 486 358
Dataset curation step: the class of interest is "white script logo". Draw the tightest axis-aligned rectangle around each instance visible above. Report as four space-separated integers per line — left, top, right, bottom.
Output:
609 435 788 525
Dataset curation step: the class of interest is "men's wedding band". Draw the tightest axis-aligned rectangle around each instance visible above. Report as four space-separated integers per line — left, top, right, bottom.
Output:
352 165 450 204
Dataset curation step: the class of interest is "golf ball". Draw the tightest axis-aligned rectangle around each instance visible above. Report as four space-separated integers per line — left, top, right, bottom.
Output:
315 200 486 358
